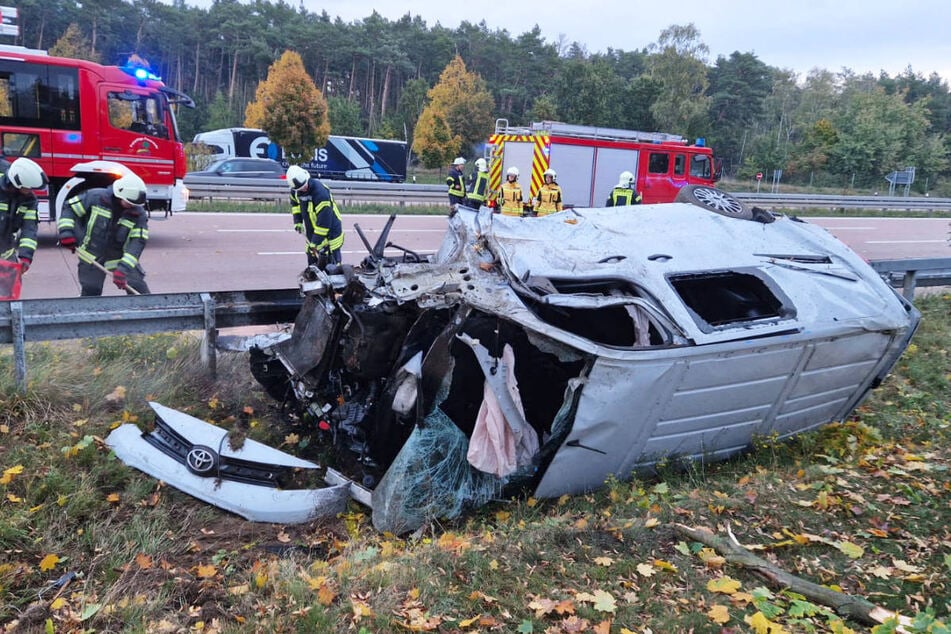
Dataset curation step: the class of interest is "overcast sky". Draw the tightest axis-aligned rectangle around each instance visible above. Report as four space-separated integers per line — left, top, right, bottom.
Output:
226 0 951 83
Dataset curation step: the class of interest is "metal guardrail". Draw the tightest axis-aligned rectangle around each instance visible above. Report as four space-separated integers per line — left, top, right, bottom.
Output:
183 175 445 205
869 257 951 300
734 192 951 211
0 289 303 390
183 176 951 211
2 258 948 390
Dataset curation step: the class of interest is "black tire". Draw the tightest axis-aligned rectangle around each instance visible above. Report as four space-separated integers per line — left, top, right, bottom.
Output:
675 185 753 220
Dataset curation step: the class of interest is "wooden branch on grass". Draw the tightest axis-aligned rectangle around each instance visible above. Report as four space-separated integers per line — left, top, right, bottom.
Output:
671 523 912 632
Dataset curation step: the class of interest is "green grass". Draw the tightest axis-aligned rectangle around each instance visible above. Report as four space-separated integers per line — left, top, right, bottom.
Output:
1 296 948 633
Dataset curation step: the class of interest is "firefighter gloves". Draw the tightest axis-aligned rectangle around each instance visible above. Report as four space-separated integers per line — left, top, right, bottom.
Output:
60 236 77 253
294 222 304 234
113 269 128 290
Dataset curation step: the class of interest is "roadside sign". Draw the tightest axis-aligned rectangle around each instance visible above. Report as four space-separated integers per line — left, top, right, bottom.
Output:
0 6 18 37
755 172 763 181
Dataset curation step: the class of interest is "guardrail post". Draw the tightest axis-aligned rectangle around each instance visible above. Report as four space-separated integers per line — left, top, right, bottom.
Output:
901 271 918 302
10 301 26 392
200 293 217 377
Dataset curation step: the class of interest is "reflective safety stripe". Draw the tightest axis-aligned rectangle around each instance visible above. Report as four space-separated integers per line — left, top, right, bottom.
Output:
68 197 87 218
468 172 489 202
58 217 76 231
18 237 37 250
1 247 14 259
76 246 96 264
121 253 138 269
129 228 148 240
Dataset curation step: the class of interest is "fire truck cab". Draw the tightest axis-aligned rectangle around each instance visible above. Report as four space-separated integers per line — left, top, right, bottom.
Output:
487 120 720 207
0 45 194 221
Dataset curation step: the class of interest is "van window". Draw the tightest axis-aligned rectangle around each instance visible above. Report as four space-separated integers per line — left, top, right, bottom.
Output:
669 270 793 331
648 152 669 174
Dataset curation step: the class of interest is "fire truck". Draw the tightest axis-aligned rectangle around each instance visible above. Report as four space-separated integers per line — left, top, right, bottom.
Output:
0 45 194 220
487 120 720 206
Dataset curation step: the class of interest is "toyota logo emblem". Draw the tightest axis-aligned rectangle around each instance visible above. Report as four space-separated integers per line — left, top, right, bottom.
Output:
185 445 217 475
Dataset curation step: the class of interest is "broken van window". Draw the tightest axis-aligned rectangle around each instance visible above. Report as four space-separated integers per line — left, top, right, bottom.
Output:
516 277 669 347
669 270 793 331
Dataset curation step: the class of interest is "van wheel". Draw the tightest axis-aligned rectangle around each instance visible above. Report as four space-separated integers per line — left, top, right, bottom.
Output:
676 185 753 220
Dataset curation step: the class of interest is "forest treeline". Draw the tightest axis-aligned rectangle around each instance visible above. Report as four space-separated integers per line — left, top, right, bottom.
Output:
11 0 951 192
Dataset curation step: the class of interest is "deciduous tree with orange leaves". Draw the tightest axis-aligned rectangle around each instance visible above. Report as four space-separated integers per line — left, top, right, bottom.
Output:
245 50 330 160
413 55 494 169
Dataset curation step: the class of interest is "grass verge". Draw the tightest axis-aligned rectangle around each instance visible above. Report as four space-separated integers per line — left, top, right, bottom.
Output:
1 295 948 633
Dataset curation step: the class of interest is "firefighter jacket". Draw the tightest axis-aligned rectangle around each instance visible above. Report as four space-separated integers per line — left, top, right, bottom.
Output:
0 173 39 263
606 187 642 206
58 187 148 273
497 181 524 216
291 177 344 257
534 183 563 216
466 170 490 205
446 166 466 205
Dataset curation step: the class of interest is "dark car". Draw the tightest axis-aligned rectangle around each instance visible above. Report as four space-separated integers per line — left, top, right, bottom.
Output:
188 158 286 179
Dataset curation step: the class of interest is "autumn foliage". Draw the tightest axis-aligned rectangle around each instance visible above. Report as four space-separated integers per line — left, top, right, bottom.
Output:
413 55 495 168
245 50 330 160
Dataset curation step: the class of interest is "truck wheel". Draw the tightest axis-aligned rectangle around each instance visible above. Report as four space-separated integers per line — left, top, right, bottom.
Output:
675 185 753 220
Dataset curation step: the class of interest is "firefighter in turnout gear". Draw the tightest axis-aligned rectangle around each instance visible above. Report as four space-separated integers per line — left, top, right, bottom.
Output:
466 158 490 207
287 165 344 269
533 168 563 216
497 166 525 216
58 173 151 295
0 158 46 278
446 157 467 211
606 170 642 206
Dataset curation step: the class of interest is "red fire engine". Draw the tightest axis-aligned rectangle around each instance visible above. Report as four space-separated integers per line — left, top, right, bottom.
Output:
0 45 194 220
487 120 720 206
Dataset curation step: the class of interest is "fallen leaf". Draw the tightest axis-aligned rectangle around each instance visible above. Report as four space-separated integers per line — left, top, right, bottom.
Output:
0 464 24 484
39 554 60 571
106 493 120 504
590 589 616 613
707 604 731 624
707 576 742 594
196 564 217 578
135 553 153 569
837 541 864 559
593 556 613 567
636 562 655 577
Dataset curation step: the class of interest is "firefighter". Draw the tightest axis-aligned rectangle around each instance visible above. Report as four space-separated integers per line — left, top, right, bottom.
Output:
466 158 490 208
606 170 642 206
286 165 344 269
533 168 563 216
497 166 525 216
446 157 467 211
0 158 46 278
58 173 151 296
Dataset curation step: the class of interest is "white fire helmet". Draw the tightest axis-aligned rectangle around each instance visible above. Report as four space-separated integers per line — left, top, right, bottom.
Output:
617 170 635 188
113 173 147 205
286 165 310 190
6 157 48 190
506 166 519 178
475 158 487 172
543 168 557 180
453 157 466 166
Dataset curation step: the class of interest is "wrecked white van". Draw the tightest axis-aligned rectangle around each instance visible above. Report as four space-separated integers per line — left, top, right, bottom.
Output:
108 187 920 534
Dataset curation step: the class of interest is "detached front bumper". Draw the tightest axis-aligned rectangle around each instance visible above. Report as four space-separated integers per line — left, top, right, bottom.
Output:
106 402 352 523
